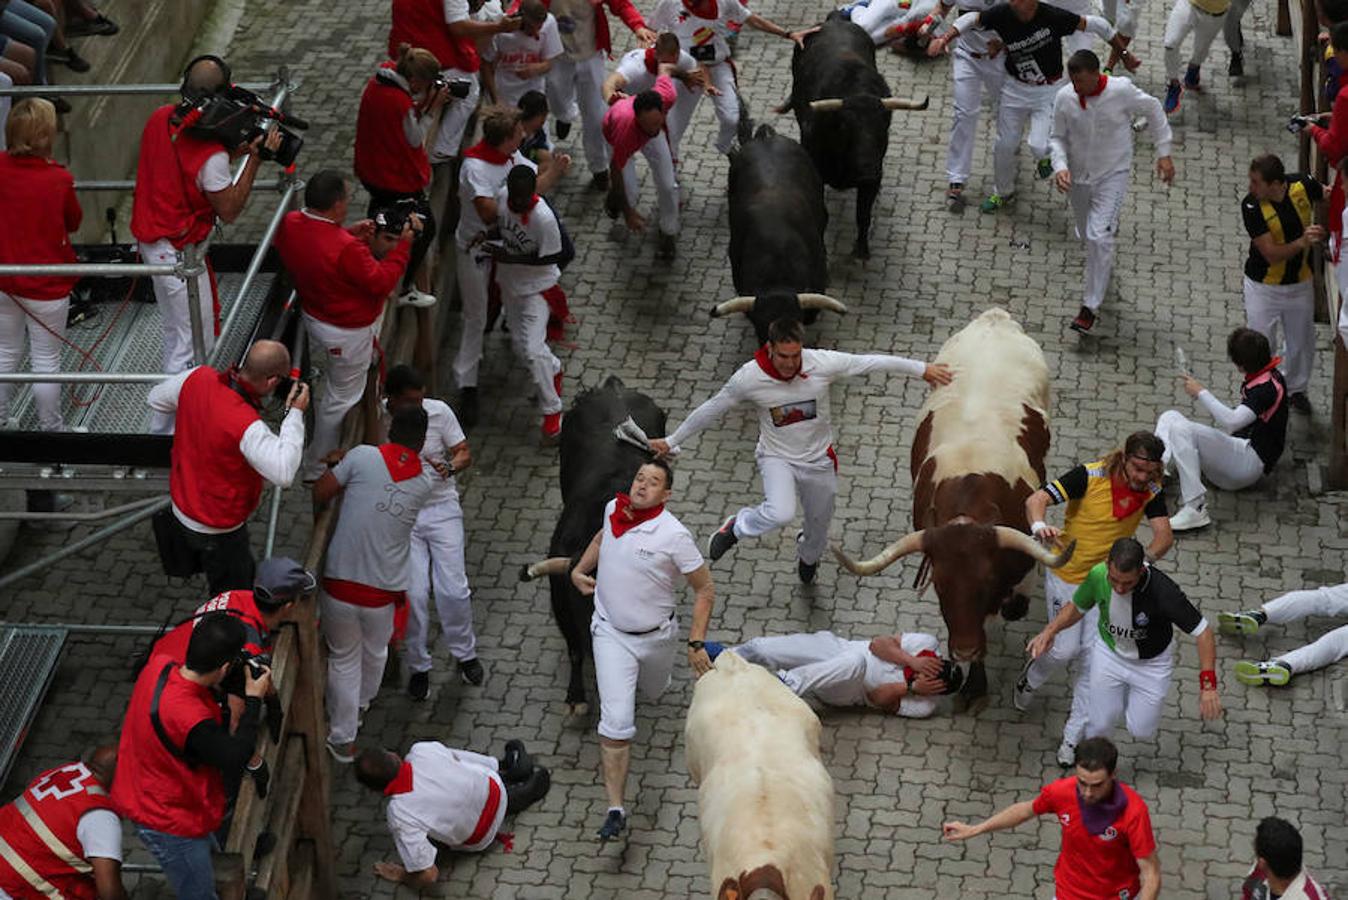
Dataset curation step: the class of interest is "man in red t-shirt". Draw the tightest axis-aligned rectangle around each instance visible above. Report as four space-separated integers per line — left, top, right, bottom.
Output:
943 737 1160 900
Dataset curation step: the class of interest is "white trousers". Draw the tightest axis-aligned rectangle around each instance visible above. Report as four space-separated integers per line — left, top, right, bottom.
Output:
1085 639 1174 740
0 292 68 430
141 239 215 433
1068 172 1130 311
994 79 1057 197
452 244 493 390
733 452 837 566
302 314 376 477
321 591 394 745
1025 570 1098 746
1243 276 1316 394
619 133 680 237
1102 0 1143 36
945 46 1007 186
404 498 475 672
850 0 905 44
591 614 679 741
1334 215 1348 347
1264 584 1348 674
502 288 562 415
546 52 610 176
431 68 482 163
1163 0 1228 80
665 82 703 164
1155 408 1265 507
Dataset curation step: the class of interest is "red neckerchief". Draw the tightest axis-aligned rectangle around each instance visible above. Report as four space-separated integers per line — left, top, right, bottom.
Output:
1077 73 1107 109
1243 355 1284 384
609 492 664 537
754 344 806 381
902 649 939 683
379 442 424 482
463 141 512 165
644 48 659 74
517 193 541 225
1109 473 1153 520
683 0 717 18
383 761 414 796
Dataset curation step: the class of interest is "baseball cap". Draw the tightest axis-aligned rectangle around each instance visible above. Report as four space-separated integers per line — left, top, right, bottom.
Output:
253 556 317 609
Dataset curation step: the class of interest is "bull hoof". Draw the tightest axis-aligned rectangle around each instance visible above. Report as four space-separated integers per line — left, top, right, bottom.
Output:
563 702 590 726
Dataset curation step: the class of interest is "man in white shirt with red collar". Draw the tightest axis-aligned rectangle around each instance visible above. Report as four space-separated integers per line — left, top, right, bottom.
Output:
603 32 706 162
569 459 716 842
356 739 551 890
274 170 416 479
650 318 951 583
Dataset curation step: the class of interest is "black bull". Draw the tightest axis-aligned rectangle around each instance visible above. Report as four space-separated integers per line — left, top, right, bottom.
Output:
784 16 927 259
519 376 666 714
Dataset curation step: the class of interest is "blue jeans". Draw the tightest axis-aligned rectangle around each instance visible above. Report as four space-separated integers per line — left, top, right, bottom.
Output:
0 0 54 84
135 825 220 900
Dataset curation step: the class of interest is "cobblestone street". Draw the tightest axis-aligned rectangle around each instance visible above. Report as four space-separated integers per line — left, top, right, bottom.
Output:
4 0 1348 896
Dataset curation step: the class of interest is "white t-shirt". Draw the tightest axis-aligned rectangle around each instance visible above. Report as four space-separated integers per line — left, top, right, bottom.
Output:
387 741 505 871
551 0 600 59
76 808 124 861
444 0 469 23
651 0 751 64
324 444 433 591
593 499 704 633
667 349 926 463
455 152 537 247
484 15 564 105
197 152 233 193
494 188 562 297
614 47 699 94
381 397 467 509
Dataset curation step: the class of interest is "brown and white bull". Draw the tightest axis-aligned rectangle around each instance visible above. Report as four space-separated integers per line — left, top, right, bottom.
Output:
832 308 1074 711
685 650 834 900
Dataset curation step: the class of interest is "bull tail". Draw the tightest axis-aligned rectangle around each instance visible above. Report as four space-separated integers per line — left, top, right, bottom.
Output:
735 93 754 151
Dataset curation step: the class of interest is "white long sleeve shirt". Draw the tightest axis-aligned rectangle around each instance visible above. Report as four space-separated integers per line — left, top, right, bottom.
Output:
1196 388 1258 433
1049 75 1171 185
667 349 925 463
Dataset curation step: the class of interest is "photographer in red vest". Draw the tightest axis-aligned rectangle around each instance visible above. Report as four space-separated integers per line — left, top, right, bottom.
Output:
130 55 283 433
113 613 271 900
145 339 309 595
0 746 126 900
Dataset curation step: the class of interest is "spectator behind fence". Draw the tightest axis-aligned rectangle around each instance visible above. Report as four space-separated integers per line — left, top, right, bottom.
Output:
0 28 37 88
146 339 309 594
113 613 272 900
0 0 54 85
62 0 118 38
1242 817 1330 900
273 170 415 480
354 45 446 309
131 54 283 432
0 745 127 900
0 98 82 432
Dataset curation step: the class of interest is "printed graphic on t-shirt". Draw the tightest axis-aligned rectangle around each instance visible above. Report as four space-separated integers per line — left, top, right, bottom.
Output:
378 480 422 519
769 399 818 427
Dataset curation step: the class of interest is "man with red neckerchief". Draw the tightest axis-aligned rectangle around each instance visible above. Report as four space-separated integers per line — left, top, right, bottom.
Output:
1018 429 1172 767
568 459 716 841
944 737 1161 900
649 317 951 584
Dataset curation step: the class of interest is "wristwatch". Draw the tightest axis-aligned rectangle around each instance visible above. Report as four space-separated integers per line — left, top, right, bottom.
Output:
687 640 706 651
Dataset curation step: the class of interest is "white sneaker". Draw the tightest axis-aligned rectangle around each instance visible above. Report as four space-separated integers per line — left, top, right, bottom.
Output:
396 288 438 308
1056 739 1077 768
1170 504 1211 532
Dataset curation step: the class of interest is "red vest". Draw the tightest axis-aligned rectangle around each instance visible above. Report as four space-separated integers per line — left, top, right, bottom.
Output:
389 0 480 73
355 67 432 193
273 211 408 328
0 763 115 900
169 367 264 529
112 655 226 837
154 590 271 662
130 105 222 249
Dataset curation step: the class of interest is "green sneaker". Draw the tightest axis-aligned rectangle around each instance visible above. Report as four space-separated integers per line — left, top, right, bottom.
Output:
1218 610 1264 636
1036 157 1053 179
980 192 1014 213
1234 659 1291 687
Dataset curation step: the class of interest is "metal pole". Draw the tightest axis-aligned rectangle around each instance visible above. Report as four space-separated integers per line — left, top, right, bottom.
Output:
182 243 209 367
0 497 169 593
0 82 274 97
0 496 165 522
0 372 169 384
263 314 305 556
73 178 283 192
0 263 177 277
211 181 299 366
0 622 164 635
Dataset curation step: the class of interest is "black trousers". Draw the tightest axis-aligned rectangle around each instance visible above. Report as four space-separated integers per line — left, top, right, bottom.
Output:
362 183 437 292
179 519 255 595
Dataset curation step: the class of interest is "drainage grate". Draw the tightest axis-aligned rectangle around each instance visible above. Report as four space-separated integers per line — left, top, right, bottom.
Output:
0 626 68 786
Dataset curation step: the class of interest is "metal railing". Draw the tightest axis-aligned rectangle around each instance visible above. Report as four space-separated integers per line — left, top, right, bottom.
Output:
0 82 275 97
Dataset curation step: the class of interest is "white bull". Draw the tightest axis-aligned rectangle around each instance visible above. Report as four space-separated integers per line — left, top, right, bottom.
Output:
685 651 834 900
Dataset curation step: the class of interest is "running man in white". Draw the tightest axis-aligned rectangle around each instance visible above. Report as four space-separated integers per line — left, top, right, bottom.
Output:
482 0 563 108
568 460 716 842
1159 0 1230 114
1027 538 1222 742
1220 584 1348 686
701 630 963 717
1050 49 1173 335
929 0 1007 212
649 318 951 583
382 365 481 700
602 32 709 162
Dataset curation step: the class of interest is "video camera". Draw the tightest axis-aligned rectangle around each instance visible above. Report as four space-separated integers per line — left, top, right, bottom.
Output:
178 84 308 167
374 198 421 235
433 75 474 99
237 652 272 680
1287 114 1328 134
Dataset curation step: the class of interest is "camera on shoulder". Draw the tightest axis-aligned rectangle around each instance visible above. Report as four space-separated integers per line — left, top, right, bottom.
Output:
434 75 473 99
374 198 421 235
179 84 308 167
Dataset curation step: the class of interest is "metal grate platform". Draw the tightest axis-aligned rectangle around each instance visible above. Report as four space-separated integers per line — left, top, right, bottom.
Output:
0 626 68 785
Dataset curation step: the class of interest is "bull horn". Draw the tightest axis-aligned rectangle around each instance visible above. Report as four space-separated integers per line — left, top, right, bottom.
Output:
797 293 848 314
880 95 930 111
519 557 570 581
710 296 755 318
807 98 845 112
993 526 1077 569
831 531 924 576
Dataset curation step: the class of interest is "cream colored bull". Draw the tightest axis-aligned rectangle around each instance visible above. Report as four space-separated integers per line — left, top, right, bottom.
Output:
684 650 834 900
